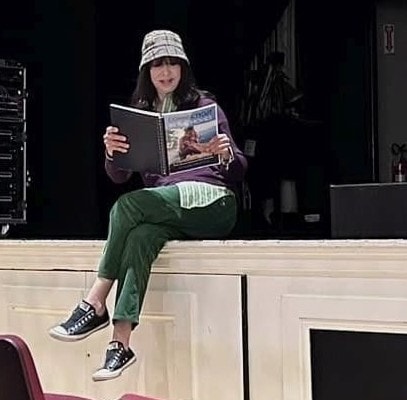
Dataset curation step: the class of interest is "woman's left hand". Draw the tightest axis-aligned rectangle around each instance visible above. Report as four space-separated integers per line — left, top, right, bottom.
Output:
208 133 231 157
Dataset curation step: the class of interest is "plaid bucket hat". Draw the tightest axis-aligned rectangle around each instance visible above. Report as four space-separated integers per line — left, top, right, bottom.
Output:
139 30 189 70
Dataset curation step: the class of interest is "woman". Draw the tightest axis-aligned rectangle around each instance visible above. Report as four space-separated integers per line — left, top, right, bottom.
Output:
49 30 247 381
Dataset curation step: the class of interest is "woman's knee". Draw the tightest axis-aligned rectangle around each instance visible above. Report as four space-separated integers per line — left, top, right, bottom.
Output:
110 190 143 219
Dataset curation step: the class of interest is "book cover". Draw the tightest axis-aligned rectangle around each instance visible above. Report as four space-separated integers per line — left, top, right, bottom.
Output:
109 103 220 175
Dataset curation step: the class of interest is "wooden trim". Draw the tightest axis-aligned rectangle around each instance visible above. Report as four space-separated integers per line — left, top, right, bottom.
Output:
1 239 407 278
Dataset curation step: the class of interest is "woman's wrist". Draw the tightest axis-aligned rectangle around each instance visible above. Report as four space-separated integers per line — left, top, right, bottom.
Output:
221 146 234 169
105 150 114 161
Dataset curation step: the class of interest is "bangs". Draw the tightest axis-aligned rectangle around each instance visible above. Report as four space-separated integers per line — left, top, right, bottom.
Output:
150 56 181 67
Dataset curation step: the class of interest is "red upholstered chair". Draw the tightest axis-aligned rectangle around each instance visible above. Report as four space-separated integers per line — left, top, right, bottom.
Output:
0 334 163 400
0 334 93 400
119 395 162 400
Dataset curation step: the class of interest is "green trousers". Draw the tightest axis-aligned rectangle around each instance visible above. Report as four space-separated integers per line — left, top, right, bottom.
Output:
97 185 237 327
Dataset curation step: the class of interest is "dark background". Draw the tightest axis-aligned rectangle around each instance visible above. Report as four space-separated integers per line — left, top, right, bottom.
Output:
311 329 407 400
0 0 377 239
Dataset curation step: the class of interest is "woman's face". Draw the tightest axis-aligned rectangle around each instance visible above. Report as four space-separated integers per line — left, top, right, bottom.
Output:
149 57 181 100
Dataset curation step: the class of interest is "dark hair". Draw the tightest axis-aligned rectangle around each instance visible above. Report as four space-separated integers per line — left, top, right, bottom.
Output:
130 59 215 111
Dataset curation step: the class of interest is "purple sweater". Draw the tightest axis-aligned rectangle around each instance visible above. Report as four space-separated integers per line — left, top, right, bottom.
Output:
105 97 248 191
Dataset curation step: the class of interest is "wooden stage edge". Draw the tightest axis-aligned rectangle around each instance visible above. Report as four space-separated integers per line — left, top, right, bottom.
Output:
1 238 407 278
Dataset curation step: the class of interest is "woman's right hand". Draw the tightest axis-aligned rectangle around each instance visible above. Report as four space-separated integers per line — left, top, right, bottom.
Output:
103 126 129 157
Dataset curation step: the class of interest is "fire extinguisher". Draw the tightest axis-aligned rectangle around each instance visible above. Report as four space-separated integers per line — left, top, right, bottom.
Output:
391 143 407 182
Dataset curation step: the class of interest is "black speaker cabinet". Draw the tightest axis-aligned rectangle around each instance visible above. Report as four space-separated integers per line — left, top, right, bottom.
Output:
330 183 407 239
0 59 27 233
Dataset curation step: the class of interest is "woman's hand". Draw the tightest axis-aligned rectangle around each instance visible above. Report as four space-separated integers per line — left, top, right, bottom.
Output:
208 133 231 158
103 126 129 157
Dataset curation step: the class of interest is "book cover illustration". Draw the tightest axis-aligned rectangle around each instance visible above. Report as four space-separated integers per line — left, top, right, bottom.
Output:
163 103 220 174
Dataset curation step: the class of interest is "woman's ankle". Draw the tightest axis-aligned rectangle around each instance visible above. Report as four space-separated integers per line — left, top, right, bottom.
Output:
84 298 106 316
112 320 132 349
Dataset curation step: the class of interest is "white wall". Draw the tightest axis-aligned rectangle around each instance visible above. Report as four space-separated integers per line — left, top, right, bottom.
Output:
376 0 407 182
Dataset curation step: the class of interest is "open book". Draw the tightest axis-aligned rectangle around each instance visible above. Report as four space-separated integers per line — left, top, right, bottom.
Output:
109 103 220 175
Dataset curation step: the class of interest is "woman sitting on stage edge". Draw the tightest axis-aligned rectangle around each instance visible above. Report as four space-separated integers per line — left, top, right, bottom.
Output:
49 29 247 381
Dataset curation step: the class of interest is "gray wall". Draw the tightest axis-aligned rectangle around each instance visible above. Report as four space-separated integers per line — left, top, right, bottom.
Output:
376 0 407 182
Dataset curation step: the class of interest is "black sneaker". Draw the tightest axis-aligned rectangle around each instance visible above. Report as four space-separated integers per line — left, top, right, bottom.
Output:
92 341 137 381
48 300 109 342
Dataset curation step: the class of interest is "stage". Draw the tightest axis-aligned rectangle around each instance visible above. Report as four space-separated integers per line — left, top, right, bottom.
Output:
1 239 407 400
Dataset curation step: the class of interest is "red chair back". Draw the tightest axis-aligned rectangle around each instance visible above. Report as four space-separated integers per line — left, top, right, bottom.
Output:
120 396 162 400
0 334 46 400
0 334 161 400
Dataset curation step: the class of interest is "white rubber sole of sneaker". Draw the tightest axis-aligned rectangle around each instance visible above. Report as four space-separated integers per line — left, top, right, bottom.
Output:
48 320 109 342
92 354 137 382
